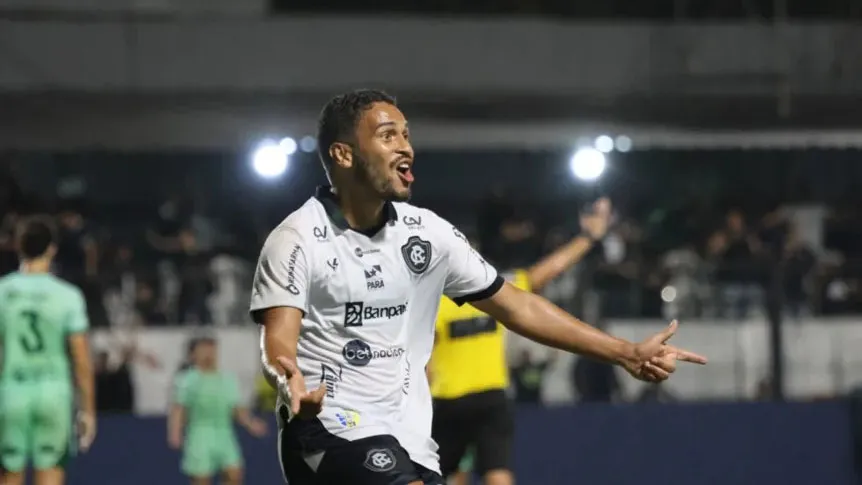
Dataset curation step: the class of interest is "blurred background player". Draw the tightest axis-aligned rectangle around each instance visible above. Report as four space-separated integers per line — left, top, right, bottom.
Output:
430 199 612 485
167 336 268 485
0 216 96 485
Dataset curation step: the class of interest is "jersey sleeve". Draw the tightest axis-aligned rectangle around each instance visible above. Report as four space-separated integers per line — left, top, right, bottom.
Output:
249 227 311 319
437 217 504 306
173 372 191 406
65 288 89 334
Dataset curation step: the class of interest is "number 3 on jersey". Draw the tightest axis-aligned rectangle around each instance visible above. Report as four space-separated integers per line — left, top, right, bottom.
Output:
19 310 45 354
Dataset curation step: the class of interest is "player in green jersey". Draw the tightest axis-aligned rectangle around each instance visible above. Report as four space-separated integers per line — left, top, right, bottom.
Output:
168 337 268 485
0 217 96 485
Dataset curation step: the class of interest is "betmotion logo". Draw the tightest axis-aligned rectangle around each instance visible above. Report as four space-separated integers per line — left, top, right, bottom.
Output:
341 339 405 367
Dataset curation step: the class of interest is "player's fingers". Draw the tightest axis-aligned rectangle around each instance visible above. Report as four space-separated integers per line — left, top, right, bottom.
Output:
672 348 708 365
644 362 670 380
290 392 302 415
658 320 679 344
308 385 327 403
649 355 677 373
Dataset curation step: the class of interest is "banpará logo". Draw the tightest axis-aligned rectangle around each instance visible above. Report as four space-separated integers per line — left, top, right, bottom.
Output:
341 339 405 367
343 301 408 327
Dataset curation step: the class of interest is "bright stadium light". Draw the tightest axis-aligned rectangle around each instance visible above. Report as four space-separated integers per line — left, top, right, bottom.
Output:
594 135 614 153
252 140 289 179
300 136 318 153
615 135 633 152
569 147 606 182
279 137 297 156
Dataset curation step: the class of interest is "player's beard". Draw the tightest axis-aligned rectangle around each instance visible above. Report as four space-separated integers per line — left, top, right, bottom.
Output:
354 153 410 202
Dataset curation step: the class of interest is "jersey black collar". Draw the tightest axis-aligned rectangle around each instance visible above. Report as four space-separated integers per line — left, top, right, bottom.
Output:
314 186 398 237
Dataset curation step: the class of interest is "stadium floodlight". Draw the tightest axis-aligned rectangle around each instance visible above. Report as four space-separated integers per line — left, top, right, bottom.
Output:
300 136 318 153
252 139 289 179
569 147 606 182
594 135 614 153
279 137 298 156
615 135 632 152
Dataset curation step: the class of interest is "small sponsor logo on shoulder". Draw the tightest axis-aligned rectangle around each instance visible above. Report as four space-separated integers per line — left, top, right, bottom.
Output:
403 215 423 229
312 226 328 241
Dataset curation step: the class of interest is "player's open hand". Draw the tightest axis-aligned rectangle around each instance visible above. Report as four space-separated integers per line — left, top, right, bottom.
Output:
77 411 97 452
276 356 326 419
624 320 707 383
580 198 612 240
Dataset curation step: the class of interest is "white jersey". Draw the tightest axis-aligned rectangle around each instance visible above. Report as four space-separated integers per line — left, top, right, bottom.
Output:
249 187 502 473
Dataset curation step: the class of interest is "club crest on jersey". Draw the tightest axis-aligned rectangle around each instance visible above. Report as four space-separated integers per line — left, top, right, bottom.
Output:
400 236 431 274
364 448 397 472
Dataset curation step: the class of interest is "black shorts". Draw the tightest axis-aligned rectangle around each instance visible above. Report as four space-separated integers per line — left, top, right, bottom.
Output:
432 389 514 477
279 410 444 485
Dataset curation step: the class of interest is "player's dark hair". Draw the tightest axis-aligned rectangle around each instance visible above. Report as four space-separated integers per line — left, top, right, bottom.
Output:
317 89 397 178
16 216 56 259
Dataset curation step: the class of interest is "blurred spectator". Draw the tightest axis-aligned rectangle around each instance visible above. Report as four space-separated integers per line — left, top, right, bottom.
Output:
0 210 20 275
208 253 253 326
147 195 188 321
660 244 706 320
55 204 99 282
708 210 764 320
95 341 160 413
95 350 134 413
782 224 816 320
572 356 621 403
510 350 554 404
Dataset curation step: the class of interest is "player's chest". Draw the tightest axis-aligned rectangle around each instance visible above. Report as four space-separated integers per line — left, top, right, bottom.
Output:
308 229 441 324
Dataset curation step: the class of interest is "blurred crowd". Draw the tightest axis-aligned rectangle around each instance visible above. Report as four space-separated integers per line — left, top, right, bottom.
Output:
3 159 862 410
2 163 859 328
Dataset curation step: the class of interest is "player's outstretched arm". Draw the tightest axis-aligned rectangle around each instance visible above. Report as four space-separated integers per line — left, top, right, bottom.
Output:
524 198 611 292
471 283 707 382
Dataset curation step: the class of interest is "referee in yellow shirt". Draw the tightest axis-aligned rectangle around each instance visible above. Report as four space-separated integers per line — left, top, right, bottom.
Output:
429 199 611 485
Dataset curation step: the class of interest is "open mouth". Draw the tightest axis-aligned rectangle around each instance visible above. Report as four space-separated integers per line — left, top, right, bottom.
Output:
395 161 414 183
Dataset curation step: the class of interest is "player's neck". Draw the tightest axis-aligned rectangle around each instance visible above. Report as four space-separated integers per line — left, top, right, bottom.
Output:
197 364 217 372
332 186 386 231
19 258 51 274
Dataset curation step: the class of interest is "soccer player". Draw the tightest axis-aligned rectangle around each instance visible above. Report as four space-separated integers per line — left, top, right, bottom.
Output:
0 217 96 485
250 89 707 485
430 199 611 485
168 337 268 485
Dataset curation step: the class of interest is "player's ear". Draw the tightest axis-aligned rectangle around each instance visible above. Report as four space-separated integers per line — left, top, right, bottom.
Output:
329 142 353 169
